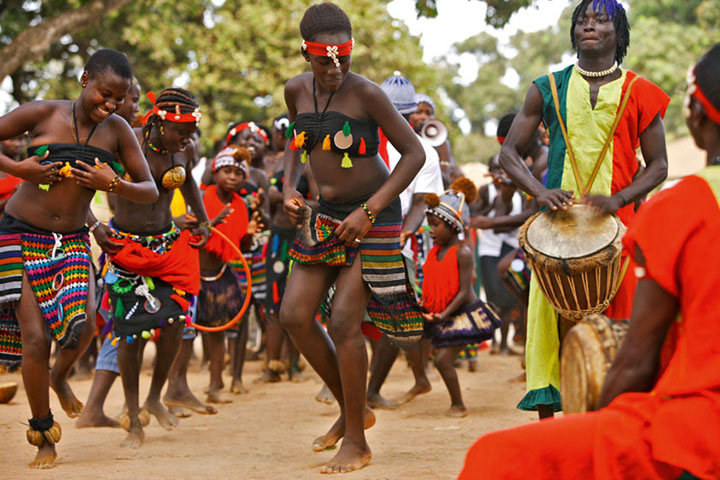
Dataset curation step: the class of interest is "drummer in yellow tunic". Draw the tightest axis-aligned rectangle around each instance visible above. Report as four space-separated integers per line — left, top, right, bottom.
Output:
499 0 670 418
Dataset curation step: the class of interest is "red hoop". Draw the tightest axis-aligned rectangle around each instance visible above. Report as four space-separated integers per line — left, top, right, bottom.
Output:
189 227 252 332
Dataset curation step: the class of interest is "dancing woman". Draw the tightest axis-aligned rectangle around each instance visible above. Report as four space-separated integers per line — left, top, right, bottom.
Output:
280 3 425 474
0 48 157 468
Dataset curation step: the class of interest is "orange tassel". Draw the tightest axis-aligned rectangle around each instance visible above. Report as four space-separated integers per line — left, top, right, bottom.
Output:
322 134 331 151
294 131 307 149
358 137 366 155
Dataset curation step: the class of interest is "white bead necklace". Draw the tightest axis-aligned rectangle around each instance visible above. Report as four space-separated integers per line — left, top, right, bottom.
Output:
575 61 619 78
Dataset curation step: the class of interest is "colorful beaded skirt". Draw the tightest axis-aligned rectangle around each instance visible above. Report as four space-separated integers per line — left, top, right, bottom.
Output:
0 215 91 369
290 197 423 349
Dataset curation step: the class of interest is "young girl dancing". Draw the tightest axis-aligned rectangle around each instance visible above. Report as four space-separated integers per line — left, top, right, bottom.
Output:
422 178 501 417
196 145 259 402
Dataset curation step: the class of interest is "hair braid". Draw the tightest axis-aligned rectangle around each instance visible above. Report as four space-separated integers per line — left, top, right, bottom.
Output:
142 87 199 146
300 3 352 42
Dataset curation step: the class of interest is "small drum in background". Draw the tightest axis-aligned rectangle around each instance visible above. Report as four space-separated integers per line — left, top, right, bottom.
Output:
560 314 629 413
518 205 627 321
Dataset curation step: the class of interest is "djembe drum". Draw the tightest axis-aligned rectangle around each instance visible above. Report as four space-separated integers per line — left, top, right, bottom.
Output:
518 205 627 321
560 314 629 413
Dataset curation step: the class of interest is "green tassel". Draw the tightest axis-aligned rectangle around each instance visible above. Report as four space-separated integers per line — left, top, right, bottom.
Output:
114 299 126 320
341 152 353 168
39 184 50 191
144 276 155 291
300 151 308 164
285 121 296 139
342 120 351 137
141 330 152 339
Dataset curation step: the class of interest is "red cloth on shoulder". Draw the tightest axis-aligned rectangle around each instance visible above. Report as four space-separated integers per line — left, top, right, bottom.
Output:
110 230 201 295
202 184 249 263
0 175 22 200
421 244 459 314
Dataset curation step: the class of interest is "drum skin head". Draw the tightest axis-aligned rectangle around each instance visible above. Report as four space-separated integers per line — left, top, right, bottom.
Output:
526 205 619 259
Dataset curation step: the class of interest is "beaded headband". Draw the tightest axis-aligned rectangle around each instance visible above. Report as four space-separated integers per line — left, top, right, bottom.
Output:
686 66 720 125
225 121 269 146
302 39 354 68
212 146 249 177
140 91 201 126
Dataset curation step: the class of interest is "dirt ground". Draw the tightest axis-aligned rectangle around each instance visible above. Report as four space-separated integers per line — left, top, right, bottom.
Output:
0 345 533 480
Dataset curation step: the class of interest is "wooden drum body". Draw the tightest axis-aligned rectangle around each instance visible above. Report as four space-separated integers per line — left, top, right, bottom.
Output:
560 314 629 413
518 205 626 320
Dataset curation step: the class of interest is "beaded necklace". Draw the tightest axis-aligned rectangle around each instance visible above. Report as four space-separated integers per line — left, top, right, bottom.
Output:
144 128 168 154
575 61 619 78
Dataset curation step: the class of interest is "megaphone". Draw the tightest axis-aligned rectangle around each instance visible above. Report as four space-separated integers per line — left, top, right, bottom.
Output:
419 119 448 147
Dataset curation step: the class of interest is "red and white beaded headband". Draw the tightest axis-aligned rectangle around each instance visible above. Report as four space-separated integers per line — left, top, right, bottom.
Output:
686 66 720 125
140 91 202 126
302 39 354 68
225 121 269 146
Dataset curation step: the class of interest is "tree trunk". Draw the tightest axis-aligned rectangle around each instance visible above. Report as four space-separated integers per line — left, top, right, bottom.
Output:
0 0 133 82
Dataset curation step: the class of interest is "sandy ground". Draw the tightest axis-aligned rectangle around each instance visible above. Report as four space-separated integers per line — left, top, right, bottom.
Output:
0 345 532 480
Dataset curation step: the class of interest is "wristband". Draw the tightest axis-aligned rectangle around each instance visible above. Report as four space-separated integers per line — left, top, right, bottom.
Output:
107 175 121 192
88 220 101 233
200 221 212 230
361 203 376 224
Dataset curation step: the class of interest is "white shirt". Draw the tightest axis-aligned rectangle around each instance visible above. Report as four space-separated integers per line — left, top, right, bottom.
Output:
387 134 444 257
478 183 523 257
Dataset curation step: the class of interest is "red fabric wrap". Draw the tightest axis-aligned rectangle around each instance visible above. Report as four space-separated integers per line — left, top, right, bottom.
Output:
0 175 22 200
109 230 201 295
421 245 459 314
202 185 249 263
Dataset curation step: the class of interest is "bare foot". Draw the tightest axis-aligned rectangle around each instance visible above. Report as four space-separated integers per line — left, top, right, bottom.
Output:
253 370 281 384
50 378 84 418
144 399 179 431
167 405 192 418
397 381 432 404
230 380 248 394
76 409 120 428
314 384 335 405
367 392 398 410
320 440 372 474
203 380 224 394
120 423 145 449
446 405 468 418
312 408 376 452
28 444 57 469
206 389 233 404
163 390 218 415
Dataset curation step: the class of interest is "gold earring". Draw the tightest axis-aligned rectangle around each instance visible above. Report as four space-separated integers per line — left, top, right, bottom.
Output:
81 81 87 88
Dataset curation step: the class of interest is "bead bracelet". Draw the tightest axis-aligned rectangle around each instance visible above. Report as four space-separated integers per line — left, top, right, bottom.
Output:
361 203 376 224
107 175 121 192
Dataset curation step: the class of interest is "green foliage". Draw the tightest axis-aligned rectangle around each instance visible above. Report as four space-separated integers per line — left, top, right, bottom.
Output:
3 0 441 154
414 0 533 28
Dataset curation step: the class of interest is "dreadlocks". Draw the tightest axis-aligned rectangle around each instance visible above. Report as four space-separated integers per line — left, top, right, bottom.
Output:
299 3 352 42
570 0 630 65
142 88 199 144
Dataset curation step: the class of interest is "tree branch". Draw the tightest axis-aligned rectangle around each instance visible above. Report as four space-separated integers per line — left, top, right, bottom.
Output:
0 0 132 82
